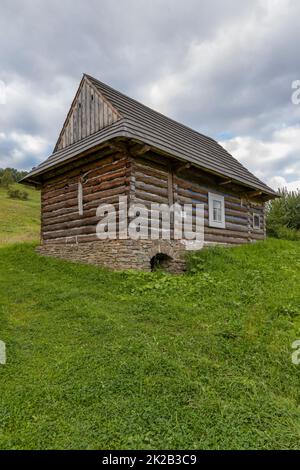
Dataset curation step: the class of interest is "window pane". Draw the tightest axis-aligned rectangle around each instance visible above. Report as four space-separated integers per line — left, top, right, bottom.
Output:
254 214 260 228
213 200 222 222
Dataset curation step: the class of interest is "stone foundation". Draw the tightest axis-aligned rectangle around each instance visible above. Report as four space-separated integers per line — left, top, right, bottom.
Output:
36 239 188 273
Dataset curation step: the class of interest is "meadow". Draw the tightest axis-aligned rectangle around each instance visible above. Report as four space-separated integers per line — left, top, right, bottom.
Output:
0 184 40 245
0 239 299 449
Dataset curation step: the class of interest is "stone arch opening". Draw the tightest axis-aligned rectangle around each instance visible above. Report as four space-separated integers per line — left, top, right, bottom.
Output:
150 253 173 272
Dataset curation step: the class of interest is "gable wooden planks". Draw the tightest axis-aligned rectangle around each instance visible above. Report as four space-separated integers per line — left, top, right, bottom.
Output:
55 78 121 152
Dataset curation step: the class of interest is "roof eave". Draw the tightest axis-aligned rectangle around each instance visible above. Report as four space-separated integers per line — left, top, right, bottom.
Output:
124 134 277 200
18 175 42 187
20 123 130 185
20 134 278 200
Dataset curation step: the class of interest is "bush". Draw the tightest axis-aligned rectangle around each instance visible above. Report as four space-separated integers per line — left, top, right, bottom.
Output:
266 188 300 240
268 225 300 241
7 188 29 201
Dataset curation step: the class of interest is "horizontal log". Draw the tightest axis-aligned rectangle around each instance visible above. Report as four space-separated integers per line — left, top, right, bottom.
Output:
134 161 169 180
204 227 248 238
42 159 127 201
43 208 96 226
85 167 127 187
43 224 98 240
42 169 128 208
177 193 248 215
134 171 168 189
42 188 78 207
84 186 128 210
42 194 126 224
135 190 169 205
43 177 129 212
250 232 265 240
42 182 78 202
43 151 122 189
43 215 99 233
174 174 243 205
176 190 207 204
83 178 129 201
82 177 129 200
43 196 78 212
42 201 250 235
42 206 76 221
43 219 250 239
43 234 101 244
204 233 248 245
43 208 129 232
135 180 168 198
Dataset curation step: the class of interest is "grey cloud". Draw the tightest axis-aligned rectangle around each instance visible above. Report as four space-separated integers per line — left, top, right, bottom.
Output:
0 0 299 191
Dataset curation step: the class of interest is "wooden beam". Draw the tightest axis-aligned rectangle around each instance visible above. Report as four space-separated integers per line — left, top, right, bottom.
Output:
130 143 151 156
175 162 191 173
249 190 263 197
108 141 127 153
241 190 263 198
219 179 232 186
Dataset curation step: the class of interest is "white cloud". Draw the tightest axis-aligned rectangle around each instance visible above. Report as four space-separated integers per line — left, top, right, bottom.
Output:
0 75 77 139
9 132 48 156
268 176 300 192
0 131 50 169
220 125 300 190
137 0 300 136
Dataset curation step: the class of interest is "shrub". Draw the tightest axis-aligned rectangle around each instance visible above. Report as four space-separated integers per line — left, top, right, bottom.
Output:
7 188 29 201
267 224 300 241
266 188 300 240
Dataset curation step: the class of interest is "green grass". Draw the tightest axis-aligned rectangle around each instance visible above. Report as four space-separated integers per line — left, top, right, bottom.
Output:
0 184 40 245
0 239 299 449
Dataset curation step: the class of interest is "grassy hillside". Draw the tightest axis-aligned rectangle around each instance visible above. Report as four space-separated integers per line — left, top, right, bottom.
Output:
0 239 299 449
0 184 40 245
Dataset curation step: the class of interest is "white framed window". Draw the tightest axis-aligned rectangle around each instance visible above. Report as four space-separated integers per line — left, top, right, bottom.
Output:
208 193 225 228
253 213 261 230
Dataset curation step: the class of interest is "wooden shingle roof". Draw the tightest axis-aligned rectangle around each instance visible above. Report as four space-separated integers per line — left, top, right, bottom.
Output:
21 74 276 197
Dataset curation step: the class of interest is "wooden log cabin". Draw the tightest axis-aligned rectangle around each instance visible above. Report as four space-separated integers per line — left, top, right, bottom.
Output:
21 74 277 272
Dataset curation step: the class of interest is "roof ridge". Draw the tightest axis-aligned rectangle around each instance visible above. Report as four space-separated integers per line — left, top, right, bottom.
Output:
84 73 220 146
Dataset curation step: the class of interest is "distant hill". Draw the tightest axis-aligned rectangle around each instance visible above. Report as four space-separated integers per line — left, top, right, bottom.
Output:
0 183 40 245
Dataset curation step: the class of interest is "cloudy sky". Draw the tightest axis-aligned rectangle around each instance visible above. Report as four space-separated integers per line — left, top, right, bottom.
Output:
0 0 299 190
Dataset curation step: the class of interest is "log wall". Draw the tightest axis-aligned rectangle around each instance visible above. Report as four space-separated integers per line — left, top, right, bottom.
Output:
131 153 266 245
39 144 266 271
41 149 130 244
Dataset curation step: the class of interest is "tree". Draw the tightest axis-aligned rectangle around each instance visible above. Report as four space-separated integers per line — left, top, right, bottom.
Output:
0 167 29 186
266 188 300 240
0 168 14 188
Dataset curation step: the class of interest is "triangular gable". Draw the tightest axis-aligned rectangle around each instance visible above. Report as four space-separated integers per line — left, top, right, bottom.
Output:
54 75 122 152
